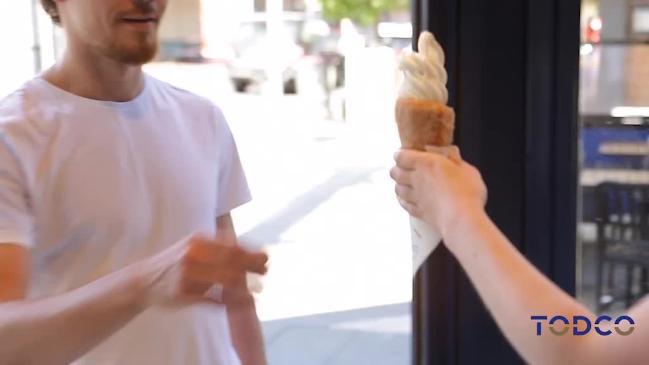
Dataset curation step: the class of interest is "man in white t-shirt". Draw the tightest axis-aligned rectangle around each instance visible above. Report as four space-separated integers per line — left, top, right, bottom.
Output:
0 0 267 364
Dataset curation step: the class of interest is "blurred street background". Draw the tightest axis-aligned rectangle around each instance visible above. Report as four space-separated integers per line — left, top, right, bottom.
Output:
1 0 414 364
5 0 649 363
142 61 413 364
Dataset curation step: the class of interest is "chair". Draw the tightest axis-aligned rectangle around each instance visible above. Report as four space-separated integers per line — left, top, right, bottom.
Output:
594 182 649 312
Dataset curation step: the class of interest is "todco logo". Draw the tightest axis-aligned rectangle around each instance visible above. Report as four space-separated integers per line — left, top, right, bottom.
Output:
531 315 635 336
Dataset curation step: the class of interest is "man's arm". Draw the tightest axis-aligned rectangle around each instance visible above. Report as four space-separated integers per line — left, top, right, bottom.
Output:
445 210 648 365
391 148 648 365
0 234 268 365
0 243 145 365
217 214 267 365
0 263 146 365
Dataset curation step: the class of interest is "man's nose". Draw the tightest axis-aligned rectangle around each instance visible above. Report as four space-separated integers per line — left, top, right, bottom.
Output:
133 0 155 12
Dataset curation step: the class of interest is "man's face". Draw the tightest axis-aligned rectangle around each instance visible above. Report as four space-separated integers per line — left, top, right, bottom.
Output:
59 0 168 65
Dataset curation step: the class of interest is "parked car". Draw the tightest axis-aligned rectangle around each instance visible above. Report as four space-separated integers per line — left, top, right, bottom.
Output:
227 12 307 94
377 21 413 56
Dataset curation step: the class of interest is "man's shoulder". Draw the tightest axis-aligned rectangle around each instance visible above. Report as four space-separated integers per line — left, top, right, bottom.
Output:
147 75 222 115
0 85 30 127
0 78 60 141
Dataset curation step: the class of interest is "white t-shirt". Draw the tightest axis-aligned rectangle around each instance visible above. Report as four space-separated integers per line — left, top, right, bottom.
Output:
0 75 251 365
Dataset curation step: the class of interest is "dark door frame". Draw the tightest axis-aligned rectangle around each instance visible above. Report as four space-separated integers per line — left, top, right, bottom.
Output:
411 0 581 363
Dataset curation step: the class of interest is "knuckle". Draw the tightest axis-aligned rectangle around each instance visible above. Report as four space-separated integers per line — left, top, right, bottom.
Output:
222 272 237 287
391 169 402 182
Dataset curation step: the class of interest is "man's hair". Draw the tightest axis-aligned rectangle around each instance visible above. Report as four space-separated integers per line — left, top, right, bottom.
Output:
40 0 61 24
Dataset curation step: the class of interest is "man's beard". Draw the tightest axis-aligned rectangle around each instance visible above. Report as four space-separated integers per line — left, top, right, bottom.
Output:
104 34 159 65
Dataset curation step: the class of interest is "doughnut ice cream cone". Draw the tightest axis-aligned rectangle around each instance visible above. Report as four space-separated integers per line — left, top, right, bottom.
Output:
395 98 455 150
396 31 455 274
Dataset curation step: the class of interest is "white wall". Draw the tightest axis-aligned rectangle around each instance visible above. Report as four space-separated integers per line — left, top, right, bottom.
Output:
159 0 203 43
0 1 37 98
200 0 254 59
0 1 60 98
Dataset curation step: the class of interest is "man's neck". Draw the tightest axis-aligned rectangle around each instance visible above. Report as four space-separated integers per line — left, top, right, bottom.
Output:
43 46 145 102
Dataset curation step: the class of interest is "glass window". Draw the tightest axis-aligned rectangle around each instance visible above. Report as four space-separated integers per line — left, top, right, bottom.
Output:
578 0 649 314
631 6 649 35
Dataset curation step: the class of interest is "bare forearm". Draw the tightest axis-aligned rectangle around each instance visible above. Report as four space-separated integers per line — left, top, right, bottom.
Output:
227 296 267 365
390 148 646 363
218 213 267 365
445 210 598 364
0 265 147 365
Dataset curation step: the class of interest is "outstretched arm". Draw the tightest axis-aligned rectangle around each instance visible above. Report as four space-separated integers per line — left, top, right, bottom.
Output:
391 147 647 365
218 213 268 365
0 263 146 365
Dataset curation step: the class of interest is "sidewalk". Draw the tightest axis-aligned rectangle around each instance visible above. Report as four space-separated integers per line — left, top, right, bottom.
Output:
263 303 411 365
234 107 413 364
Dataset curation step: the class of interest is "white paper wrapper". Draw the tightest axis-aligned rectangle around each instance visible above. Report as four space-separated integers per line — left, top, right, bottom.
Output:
411 216 441 275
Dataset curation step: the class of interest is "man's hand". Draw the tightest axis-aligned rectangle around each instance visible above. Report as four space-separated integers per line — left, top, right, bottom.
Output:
0 244 29 301
138 233 268 307
390 146 487 240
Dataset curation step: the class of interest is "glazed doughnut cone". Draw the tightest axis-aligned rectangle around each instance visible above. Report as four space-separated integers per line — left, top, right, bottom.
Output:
395 98 455 150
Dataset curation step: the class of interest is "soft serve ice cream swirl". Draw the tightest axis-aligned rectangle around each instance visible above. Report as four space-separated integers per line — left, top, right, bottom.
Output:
396 31 451 274
399 31 448 103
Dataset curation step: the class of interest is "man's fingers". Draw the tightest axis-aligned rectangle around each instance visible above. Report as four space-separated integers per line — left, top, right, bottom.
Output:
397 198 421 218
186 240 221 264
227 250 268 275
390 166 413 187
180 277 212 296
186 242 268 277
395 184 416 203
219 246 268 274
242 252 268 274
393 149 427 169
183 264 219 284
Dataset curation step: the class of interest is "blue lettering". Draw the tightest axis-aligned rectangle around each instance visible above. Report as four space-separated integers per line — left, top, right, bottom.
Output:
573 316 592 336
549 316 570 336
531 316 548 336
595 315 612 336
533 314 635 336
614 315 636 336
